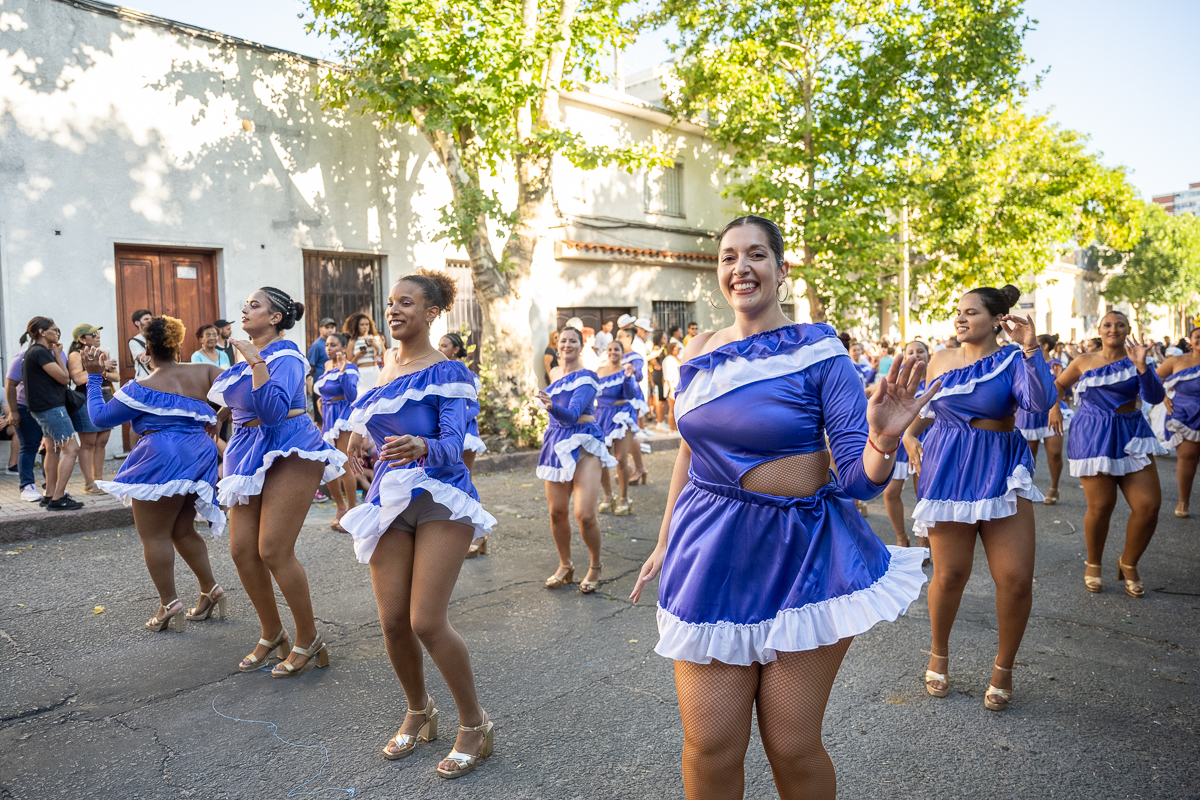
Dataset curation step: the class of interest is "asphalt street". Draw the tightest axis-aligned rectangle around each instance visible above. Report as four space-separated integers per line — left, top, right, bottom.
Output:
1 451 1196 799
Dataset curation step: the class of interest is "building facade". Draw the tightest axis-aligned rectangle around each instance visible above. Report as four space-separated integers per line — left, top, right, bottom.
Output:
1153 182 1200 216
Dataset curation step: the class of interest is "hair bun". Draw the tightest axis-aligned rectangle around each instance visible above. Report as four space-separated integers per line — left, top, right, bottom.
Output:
291 301 304 324
161 316 186 351
1000 284 1021 309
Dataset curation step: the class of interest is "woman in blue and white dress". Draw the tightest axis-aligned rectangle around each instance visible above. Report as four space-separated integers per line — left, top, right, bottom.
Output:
595 339 639 516
1017 334 1070 505
903 284 1055 712
630 216 929 800
210 287 347 677
437 331 489 557
340 272 496 778
83 317 226 633
315 332 360 531
1056 311 1166 598
536 326 618 594
882 340 931 551
1157 327 1200 518
616 327 649 484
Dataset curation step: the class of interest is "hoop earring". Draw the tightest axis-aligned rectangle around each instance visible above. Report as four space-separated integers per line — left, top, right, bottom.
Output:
709 289 729 310
777 282 790 303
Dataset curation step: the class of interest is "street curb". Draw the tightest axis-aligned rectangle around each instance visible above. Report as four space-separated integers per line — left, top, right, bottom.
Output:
0 504 134 544
473 434 682 474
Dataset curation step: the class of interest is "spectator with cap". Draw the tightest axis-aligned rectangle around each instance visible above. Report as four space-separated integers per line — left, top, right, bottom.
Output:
67 323 119 495
213 319 235 366
307 317 338 376
128 309 153 379
593 319 614 352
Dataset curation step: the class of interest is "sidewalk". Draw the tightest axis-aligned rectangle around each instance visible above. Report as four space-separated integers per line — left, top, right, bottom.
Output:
0 455 132 544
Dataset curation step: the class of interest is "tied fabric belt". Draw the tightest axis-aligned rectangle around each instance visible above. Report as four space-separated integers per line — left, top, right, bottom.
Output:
323 395 346 402
688 472 838 510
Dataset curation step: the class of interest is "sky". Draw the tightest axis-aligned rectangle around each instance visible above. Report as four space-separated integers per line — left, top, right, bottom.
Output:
121 0 1200 199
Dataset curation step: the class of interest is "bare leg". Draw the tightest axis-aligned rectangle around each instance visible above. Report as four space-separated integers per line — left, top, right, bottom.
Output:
1044 434 1064 492
1081 474 1118 584
337 431 357 512
630 430 645 481
77 431 98 490
229 495 283 663
978 500 1036 692
883 479 909 547
1174 439 1199 515
572 455 603 584
614 435 630 502
600 465 613 504
757 639 853 800
169 495 217 597
93 429 112 482
132 495 188 606
545 479 575 580
1026 439 1039 468
668 396 677 432
675 659 759 800
325 470 347 519
463 451 476 473
924 522 978 692
41 437 58 497
50 437 80 500
1116 463 1161 569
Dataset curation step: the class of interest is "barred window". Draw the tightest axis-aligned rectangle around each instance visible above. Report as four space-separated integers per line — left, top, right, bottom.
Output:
645 163 684 217
653 301 693 338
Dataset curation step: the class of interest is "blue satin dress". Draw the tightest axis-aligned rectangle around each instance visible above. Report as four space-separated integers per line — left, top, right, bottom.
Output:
537 370 618 482
1067 358 1166 476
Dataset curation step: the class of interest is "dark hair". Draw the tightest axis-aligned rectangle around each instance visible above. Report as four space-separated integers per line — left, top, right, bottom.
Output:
441 331 468 359
195 324 216 341
669 325 682 339
1037 333 1059 349
344 312 377 339
667 341 682 356
131 309 152 324
20 317 55 346
837 332 851 351
1090 337 1102 348
260 287 304 331
965 284 1021 317
607 338 626 353
398 269 457 316
325 332 350 347
144 316 185 361
687 320 697 328
906 340 931 358
1102 309 1130 326
652 330 668 348
619 326 637 340
558 326 583 346
718 215 786 269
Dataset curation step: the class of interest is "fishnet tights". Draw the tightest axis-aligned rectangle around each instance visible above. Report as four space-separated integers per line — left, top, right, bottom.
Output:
740 452 831 498
675 638 852 800
369 519 486 756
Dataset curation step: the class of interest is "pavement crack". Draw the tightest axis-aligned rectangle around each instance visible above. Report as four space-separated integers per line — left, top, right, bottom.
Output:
0 692 79 724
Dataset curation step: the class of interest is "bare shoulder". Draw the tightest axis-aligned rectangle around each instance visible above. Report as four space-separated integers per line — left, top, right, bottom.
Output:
925 348 956 379
681 331 719 363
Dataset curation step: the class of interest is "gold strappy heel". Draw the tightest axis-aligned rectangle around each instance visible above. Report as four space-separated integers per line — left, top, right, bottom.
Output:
545 563 574 589
1175 502 1190 518
598 498 613 513
580 563 603 594
186 584 227 621
1117 560 1145 598
272 633 329 677
1043 487 1060 505
436 710 493 779
466 537 487 558
145 599 187 632
924 651 949 698
1084 561 1103 593
614 498 632 516
383 696 438 760
984 663 1013 711
239 629 290 672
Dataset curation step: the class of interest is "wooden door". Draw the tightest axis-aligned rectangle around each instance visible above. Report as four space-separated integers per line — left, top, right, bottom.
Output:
303 251 384 347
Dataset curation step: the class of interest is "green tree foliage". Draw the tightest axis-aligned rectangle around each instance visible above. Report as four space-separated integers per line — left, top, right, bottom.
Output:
1103 202 1200 335
910 105 1141 318
653 0 1031 325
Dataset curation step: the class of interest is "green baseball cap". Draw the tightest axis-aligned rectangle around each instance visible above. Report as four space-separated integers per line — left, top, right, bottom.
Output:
72 324 103 341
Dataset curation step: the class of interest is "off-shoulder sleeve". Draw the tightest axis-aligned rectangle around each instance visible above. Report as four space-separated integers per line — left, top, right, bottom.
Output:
817 355 891 501
1012 351 1056 413
1139 367 1166 405
86 375 139 429
423 392 469 467
548 383 596 424
251 354 302 425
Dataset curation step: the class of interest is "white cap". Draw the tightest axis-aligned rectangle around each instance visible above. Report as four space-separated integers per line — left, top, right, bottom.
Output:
565 317 584 329
635 317 653 330
617 313 636 328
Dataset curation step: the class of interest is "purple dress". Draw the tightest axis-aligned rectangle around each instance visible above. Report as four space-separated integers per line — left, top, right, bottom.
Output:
463 374 488 455
208 340 347 506
86 375 225 537
595 369 640 448
1164 362 1200 448
1067 358 1167 477
913 347 1056 536
621 352 651 417
655 324 926 666
537 370 618 482
339 360 496 563
315 364 360 446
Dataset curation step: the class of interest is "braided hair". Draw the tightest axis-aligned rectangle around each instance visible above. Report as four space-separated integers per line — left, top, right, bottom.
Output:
260 286 305 331
442 331 468 359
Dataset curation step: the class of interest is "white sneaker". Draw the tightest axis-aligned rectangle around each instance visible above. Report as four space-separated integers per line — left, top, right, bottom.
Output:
21 484 41 502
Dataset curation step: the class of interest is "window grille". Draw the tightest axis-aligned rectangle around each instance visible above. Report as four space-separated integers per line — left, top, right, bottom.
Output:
652 300 693 339
645 163 684 217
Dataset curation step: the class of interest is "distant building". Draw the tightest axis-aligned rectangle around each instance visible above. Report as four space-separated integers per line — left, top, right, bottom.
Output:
1153 182 1200 216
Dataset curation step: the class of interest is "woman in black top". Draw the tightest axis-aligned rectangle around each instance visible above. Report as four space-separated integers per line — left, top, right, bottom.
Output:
543 329 559 386
21 317 82 510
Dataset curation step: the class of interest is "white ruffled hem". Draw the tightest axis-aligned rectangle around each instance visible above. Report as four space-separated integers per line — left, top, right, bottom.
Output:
1019 426 1056 441
911 464 1042 536
321 418 356 447
96 478 226 538
891 461 911 482
1069 435 1168 477
1165 419 1200 449
464 433 488 454
654 545 928 665
536 432 619 482
217 447 348 506
602 411 638 448
340 469 497 564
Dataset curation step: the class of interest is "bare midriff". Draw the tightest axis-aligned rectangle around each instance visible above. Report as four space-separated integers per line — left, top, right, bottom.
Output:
740 450 831 498
969 415 1015 432
576 414 596 424
1114 400 1137 414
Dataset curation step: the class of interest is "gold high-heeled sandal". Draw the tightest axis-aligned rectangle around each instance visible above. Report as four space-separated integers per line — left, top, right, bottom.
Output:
466 537 488 558
1175 502 1189 518
1117 560 1145 598
186 584 227 621
383 696 438 760
239 629 290 672
924 651 949 698
598 498 613 513
614 498 632 516
1084 561 1103 593
436 710 494 779
984 663 1013 711
145 599 187 632
1043 487 1060 505
545 563 574 589
580 563 602 594
272 634 330 677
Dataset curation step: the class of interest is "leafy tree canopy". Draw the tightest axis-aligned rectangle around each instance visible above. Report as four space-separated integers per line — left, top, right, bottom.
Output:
1102 202 1200 333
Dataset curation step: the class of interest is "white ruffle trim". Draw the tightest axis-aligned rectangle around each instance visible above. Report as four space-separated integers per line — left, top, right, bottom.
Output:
1019 426 1056 441
321 418 356 447
217 447 348 506
340 469 497 564
536 432 619 482
349 381 477 434
545 373 601 398
1068 435 1167 477
921 349 1019 419
891 461 911 482
115 388 217 424
1072 362 1135 405
208 348 306 407
464 433 488 454
1164 368 1200 390
313 366 358 392
630 398 651 415
654 545 928 665
1166 419 1200 448
602 410 638 447
96 478 226 538
911 464 1042 536
676 337 844 420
